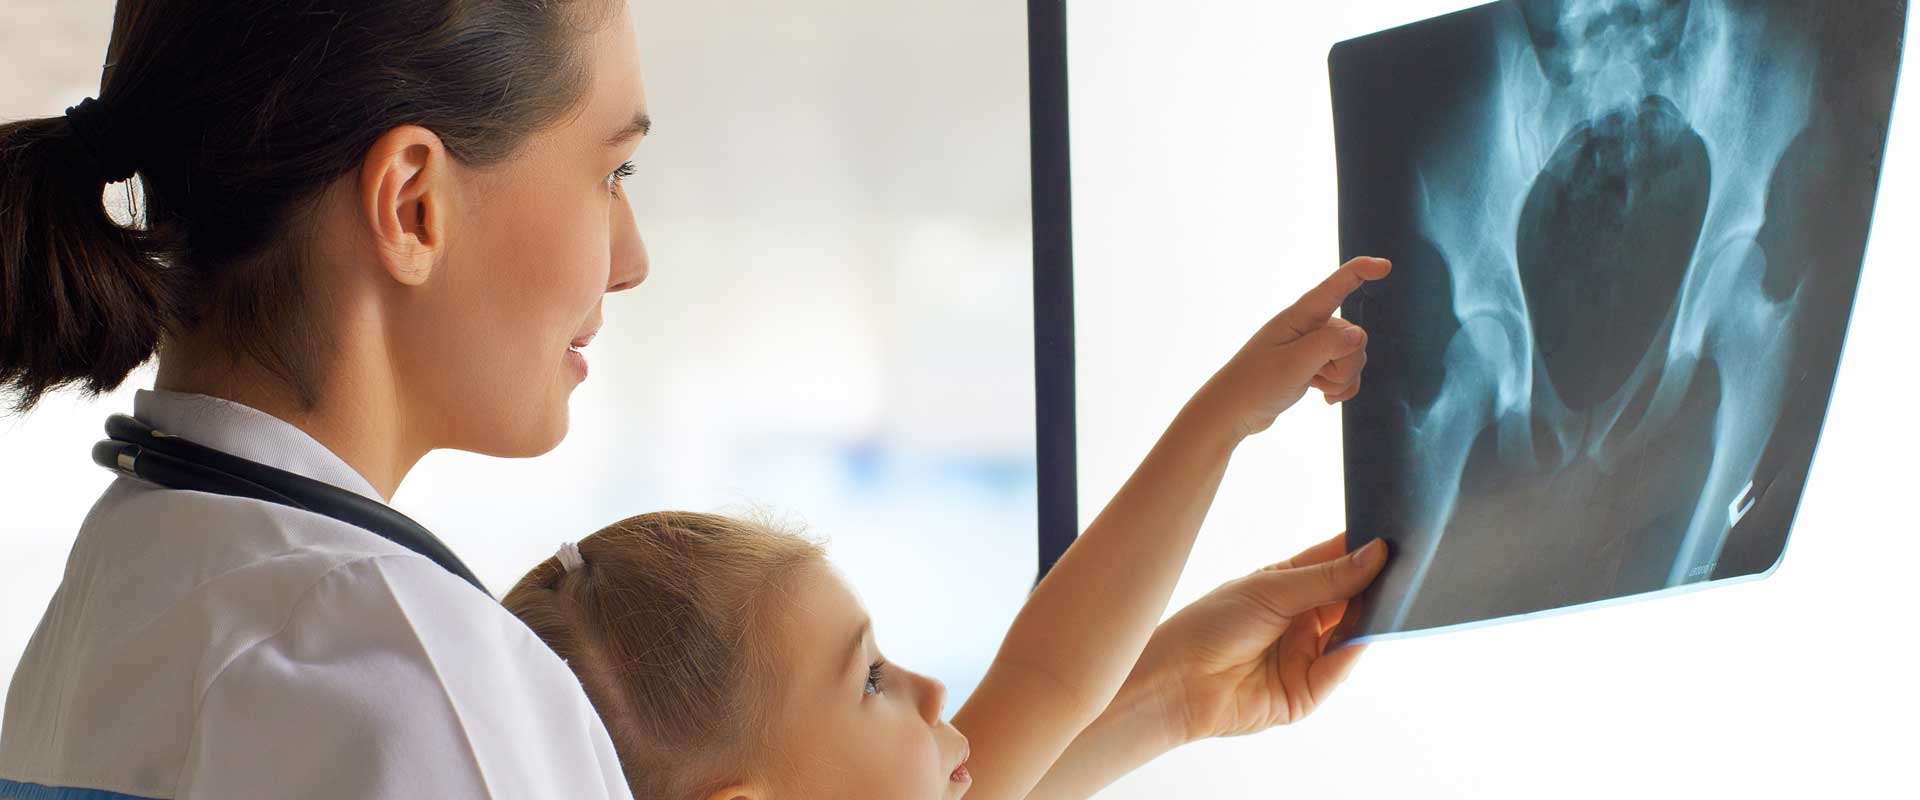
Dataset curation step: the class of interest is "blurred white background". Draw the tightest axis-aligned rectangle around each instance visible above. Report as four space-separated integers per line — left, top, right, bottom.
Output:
3 1 1916 798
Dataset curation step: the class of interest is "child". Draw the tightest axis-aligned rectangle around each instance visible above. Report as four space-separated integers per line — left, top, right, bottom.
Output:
505 258 1394 799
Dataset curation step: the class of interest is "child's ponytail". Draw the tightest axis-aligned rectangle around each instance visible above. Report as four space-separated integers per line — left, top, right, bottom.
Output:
0 99 186 413
505 510 827 799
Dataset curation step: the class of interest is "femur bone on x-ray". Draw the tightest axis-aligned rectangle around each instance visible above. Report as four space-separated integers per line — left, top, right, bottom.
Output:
1328 0 1906 645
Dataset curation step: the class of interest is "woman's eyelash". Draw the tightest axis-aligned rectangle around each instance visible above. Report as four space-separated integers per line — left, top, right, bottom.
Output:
607 161 636 193
864 659 886 696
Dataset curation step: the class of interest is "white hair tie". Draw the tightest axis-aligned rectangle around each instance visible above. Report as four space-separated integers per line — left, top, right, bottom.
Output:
556 541 586 573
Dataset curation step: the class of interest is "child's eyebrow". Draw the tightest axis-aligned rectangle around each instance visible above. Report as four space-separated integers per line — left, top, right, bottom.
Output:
839 618 873 683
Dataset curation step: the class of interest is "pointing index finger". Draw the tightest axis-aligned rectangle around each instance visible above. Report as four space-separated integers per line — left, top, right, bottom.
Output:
1278 257 1392 337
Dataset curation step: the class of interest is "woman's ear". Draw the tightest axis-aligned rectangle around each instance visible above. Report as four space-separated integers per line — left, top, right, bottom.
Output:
355 124 453 287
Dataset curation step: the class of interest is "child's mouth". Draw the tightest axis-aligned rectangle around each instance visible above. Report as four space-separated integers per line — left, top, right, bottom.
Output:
950 751 970 784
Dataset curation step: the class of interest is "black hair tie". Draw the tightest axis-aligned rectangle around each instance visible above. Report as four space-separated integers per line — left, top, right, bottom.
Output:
63 96 139 183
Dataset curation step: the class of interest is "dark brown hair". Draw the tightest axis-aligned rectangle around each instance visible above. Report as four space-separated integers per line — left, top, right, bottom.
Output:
505 510 828 799
0 0 619 413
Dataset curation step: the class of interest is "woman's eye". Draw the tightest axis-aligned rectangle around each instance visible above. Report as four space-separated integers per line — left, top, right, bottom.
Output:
864 659 886 697
606 161 636 195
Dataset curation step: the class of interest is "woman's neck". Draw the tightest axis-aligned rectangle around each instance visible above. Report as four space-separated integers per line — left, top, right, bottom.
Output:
152 330 423 503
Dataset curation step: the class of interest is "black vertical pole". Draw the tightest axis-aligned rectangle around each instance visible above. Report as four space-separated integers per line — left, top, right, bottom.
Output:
1029 0 1078 583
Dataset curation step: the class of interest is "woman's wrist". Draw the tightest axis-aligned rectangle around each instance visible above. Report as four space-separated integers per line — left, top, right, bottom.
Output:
1108 663 1192 755
1025 670 1188 800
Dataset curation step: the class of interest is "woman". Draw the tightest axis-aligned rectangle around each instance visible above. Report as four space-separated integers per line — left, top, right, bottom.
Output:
0 2 1384 798
2 1 645 796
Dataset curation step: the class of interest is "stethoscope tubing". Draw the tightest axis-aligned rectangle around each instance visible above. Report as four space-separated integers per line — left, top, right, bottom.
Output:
91 413 491 597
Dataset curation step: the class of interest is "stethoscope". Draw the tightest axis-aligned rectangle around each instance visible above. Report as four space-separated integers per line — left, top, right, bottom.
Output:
90 413 491 597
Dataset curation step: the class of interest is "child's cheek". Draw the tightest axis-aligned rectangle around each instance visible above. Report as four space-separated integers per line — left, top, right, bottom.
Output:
887 710 948 798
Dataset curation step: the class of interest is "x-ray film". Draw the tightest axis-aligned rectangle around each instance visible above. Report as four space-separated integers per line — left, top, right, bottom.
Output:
1329 0 1906 646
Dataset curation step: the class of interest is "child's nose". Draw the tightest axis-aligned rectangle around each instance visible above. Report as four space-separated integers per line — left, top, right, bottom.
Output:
916 671 948 723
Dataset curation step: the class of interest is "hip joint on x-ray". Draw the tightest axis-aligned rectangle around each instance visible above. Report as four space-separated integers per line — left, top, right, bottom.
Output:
1328 0 1906 645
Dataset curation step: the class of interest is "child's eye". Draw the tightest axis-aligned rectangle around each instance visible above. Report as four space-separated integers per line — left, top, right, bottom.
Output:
864 659 886 696
606 161 636 195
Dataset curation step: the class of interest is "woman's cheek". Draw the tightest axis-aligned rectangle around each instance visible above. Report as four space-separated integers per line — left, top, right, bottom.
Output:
555 203 614 315
516 211 603 357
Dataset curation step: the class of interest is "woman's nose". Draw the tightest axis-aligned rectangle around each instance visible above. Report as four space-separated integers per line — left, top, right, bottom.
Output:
607 193 648 293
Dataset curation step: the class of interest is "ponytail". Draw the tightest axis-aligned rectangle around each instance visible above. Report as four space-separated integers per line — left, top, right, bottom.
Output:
0 106 185 413
504 510 828 798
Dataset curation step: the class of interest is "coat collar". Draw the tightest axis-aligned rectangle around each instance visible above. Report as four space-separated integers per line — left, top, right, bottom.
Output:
132 388 388 504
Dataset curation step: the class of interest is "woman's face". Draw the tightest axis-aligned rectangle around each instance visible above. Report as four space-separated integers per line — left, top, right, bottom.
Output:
388 2 650 458
744 562 973 799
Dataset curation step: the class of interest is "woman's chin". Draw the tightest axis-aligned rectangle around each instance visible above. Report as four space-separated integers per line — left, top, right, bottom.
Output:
465 403 571 459
521 407 572 457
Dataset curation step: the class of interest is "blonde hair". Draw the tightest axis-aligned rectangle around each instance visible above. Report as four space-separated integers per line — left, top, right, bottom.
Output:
504 509 826 799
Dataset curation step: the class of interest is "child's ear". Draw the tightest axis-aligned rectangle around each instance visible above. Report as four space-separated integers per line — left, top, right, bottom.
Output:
704 784 761 800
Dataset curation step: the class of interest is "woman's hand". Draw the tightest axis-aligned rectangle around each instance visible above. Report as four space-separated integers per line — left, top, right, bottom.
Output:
1135 531 1388 744
1023 533 1389 799
1189 256 1392 440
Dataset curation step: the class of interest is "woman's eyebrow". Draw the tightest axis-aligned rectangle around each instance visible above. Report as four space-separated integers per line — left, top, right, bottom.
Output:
604 110 651 147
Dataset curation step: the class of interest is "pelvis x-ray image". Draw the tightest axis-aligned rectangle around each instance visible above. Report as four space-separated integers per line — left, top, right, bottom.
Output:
1328 0 1906 645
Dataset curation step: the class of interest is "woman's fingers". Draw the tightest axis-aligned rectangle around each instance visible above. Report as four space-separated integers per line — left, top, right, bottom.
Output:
1312 598 1349 639
1269 600 1366 723
1255 531 1349 575
1241 539 1387 619
1306 640 1368 708
1275 613 1324 720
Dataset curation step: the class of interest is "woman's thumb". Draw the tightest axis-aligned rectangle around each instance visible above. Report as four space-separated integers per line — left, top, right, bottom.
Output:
1242 539 1387 619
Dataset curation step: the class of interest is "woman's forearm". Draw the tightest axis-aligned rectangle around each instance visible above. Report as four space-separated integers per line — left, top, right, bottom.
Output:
950 391 1240 798
1023 669 1186 799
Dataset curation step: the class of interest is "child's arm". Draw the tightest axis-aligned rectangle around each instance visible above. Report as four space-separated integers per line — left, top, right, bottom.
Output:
949 257 1391 800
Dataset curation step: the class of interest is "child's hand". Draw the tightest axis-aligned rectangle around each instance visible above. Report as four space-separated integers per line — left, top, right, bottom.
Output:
1191 257 1391 439
1132 532 1387 745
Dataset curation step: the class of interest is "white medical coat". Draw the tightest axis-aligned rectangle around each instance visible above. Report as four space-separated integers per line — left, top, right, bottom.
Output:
0 389 634 799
